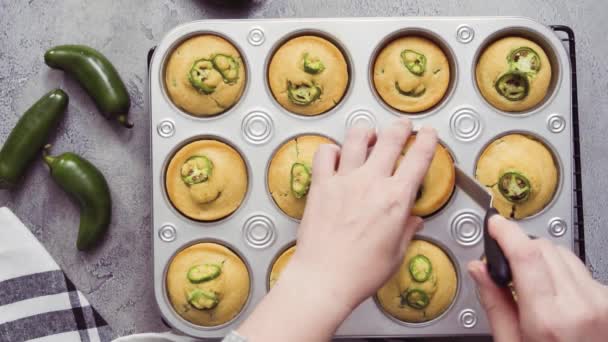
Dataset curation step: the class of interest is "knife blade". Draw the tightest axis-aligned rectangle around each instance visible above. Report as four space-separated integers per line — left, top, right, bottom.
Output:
454 165 512 287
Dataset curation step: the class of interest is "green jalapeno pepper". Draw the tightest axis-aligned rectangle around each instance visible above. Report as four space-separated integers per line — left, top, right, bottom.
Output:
409 255 433 282
187 289 219 310
498 171 531 203
395 81 426 97
401 49 427 76
508 47 541 74
43 146 111 251
0 89 68 189
188 59 219 94
291 163 312 199
287 82 322 106
495 72 530 101
303 53 325 74
181 156 213 186
44 45 133 128
212 54 239 83
401 289 430 310
187 264 222 283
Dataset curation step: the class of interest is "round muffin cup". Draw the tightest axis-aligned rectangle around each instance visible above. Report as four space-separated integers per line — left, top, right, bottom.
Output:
267 33 350 116
165 138 249 222
267 134 336 220
165 241 251 328
473 28 560 114
375 237 459 325
164 34 247 117
475 132 560 220
267 243 296 290
371 30 456 115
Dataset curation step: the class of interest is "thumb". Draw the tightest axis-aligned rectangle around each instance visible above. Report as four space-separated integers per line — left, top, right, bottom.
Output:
468 260 521 342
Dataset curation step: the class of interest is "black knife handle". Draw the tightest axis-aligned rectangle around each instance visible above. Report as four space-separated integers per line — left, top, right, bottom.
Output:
484 208 512 287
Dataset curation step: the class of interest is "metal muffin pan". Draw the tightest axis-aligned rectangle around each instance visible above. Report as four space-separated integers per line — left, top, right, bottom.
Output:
149 17 574 338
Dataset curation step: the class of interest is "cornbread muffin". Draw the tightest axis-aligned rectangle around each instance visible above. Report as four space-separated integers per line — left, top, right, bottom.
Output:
166 243 250 326
396 136 455 216
267 36 349 116
268 135 333 219
377 239 458 323
476 134 558 219
165 35 246 116
476 37 552 112
269 245 296 288
373 36 450 113
166 140 248 221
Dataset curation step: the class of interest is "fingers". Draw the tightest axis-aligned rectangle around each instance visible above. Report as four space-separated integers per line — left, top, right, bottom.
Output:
556 245 593 282
338 124 376 174
488 215 557 304
393 126 438 199
468 260 521 342
398 216 424 256
366 119 413 176
312 144 340 183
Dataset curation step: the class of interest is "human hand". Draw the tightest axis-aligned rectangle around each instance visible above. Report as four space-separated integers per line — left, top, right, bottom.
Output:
290 119 438 310
468 215 608 342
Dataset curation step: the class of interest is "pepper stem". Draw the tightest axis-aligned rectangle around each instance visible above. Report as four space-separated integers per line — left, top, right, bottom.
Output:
42 144 56 166
116 115 134 129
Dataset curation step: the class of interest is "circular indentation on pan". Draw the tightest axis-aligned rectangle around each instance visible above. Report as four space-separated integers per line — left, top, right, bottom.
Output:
266 133 338 222
160 32 250 119
547 113 566 133
162 239 252 330
162 135 251 224
472 27 562 116
242 214 276 249
450 210 483 247
242 110 274 145
456 25 475 44
458 308 478 329
346 110 376 130
373 235 461 327
548 217 567 237
264 29 353 118
474 131 562 220
369 28 458 117
247 27 265 46
157 119 176 138
158 224 177 242
450 107 482 142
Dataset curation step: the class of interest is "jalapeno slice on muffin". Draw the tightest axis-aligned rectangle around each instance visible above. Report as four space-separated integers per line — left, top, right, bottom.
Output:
395 81 426 98
303 53 325 74
181 156 213 186
291 163 312 199
495 72 530 101
187 289 219 310
401 289 430 310
409 255 432 283
498 171 531 203
188 59 222 94
212 54 239 84
401 49 427 76
187 264 222 283
287 81 322 106
508 47 541 74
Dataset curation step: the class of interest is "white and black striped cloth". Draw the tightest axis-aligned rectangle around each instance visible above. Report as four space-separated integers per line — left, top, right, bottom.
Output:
0 207 113 342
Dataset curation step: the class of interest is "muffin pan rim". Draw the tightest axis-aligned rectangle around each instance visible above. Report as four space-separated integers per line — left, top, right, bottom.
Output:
161 238 254 330
149 17 574 338
160 30 251 120
161 134 253 225
264 29 355 118
471 26 563 116
368 27 459 117
372 235 463 328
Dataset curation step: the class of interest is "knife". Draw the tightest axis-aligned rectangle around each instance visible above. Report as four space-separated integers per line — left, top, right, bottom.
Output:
454 165 512 287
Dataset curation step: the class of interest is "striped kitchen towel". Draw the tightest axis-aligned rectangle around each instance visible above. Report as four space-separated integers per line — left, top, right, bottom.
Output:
0 207 113 342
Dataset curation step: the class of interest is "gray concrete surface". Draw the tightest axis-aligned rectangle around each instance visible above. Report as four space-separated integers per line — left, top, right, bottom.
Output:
1 0 607 338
